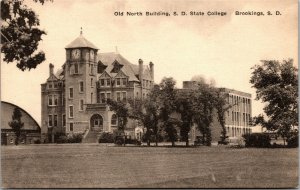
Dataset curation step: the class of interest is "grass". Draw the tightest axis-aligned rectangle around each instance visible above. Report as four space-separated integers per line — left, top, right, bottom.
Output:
1 144 298 188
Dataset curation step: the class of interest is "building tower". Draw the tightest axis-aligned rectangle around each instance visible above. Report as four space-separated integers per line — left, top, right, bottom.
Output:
64 31 98 133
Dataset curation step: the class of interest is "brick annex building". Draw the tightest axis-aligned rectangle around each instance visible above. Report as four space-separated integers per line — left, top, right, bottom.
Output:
181 81 252 143
41 33 154 142
41 33 252 143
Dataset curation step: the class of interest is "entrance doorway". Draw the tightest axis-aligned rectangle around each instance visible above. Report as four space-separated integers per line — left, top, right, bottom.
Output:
90 114 103 131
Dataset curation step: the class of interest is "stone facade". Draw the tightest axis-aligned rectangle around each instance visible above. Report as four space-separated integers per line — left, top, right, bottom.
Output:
41 33 154 142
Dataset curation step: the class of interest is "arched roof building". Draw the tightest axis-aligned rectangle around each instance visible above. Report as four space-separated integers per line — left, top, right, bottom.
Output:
1 101 41 145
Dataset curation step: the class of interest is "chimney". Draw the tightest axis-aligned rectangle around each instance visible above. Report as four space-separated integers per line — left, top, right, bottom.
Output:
149 62 154 81
138 59 143 85
49 63 54 76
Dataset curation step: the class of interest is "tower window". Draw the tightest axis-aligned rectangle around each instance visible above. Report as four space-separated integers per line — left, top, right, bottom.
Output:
69 87 73 99
62 114 66 127
54 115 58 127
79 99 84 111
69 105 73 118
79 81 84 92
48 115 53 127
69 123 73 131
91 78 94 87
90 64 94 75
74 64 79 74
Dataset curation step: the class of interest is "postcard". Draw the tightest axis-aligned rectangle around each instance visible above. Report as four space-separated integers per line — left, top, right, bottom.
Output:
1 0 298 188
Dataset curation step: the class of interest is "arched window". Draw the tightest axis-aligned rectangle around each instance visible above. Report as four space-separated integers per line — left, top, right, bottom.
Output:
111 114 117 126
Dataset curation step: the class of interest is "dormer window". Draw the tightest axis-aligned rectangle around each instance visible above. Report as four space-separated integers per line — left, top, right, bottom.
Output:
111 61 123 73
97 61 107 74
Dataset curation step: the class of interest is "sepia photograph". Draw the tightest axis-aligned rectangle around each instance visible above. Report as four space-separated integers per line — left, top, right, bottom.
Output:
1 0 298 188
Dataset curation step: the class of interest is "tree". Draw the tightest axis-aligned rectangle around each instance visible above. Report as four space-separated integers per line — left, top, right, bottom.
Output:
250 59 298 145
1 0 51 71
8 107 24 145
214 89 232 143
128 86 160 146
107 99 129 146
175 90 194 146
159 77 178 146
192 80 216 146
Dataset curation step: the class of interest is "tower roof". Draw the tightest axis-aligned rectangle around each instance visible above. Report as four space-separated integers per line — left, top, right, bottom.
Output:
65 33 98 49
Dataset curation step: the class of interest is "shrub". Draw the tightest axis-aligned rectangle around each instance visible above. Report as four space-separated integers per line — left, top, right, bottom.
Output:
287 132 298 148
115 136 124 145
99 132 114 143
33 139 41 144
243 133 271 148
56 133 83 143
56 135 68 143
68 133 83 143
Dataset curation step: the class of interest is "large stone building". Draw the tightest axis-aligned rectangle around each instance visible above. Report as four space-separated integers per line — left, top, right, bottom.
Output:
181 81 253 143
41 32 154 142
1 101 41 145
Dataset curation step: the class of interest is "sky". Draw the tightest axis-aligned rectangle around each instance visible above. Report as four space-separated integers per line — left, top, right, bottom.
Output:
1 0 298 128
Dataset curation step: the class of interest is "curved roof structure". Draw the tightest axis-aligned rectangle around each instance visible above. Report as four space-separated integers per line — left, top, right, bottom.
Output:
1 101 40 130
65 33 98 49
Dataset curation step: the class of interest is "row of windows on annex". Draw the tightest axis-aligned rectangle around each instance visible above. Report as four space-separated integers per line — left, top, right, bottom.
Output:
230 111 251 126
66 114 118 132
228 95 251 113
226 126 252 137
48 114 66 127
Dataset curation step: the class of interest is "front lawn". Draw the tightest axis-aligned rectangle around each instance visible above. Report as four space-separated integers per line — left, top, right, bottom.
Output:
1 144 298 188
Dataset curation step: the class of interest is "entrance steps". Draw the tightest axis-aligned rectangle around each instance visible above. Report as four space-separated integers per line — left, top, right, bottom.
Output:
82 130 101 143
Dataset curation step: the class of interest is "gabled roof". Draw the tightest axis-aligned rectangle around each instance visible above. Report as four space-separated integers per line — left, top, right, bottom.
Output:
55 69 64 80
98 70 111 79
47 74 58 81
65 34 98 49
97 52 140 82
